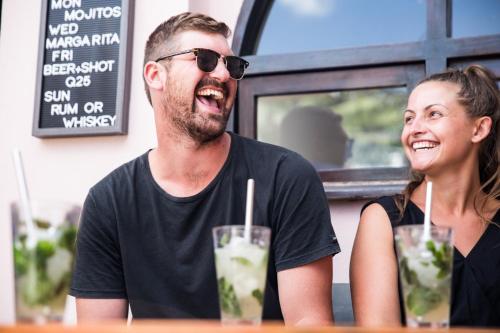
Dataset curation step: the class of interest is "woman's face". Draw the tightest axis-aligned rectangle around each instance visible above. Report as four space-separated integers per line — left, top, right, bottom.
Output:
401 81 477 174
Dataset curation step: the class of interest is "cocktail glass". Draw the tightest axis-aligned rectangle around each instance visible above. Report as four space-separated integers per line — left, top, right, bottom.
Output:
394 225 453 328
213 225 271 325
12 200 80 323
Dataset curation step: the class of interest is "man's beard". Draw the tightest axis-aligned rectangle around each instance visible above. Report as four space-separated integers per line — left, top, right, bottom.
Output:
161 78 230 144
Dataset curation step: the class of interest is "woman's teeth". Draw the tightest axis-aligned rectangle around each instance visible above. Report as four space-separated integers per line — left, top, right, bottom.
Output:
412 141 438 151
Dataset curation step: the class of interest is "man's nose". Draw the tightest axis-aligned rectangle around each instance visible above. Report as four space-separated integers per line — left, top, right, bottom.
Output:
209 58 231 82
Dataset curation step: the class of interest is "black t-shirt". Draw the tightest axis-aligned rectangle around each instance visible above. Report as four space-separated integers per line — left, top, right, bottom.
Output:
70 132 340 319
363 196 500 327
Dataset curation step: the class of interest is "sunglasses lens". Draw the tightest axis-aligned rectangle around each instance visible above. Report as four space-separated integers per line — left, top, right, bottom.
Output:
196 49 219 72
195 49 248 79
226 57 247 80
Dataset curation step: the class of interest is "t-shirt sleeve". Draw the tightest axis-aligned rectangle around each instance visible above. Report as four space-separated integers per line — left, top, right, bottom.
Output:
69 188 127 298
271 153 340 272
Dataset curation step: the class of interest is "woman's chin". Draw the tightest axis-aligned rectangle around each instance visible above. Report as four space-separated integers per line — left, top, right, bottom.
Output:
410 163 432 174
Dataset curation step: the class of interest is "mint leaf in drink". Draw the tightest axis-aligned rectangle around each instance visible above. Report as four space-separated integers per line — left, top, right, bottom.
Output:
425 240 436 252
219 233 229 247
260 251 269 268
231 256 252 266
426 240 452 280
13 246 29 276
35 240 56 271
400 257 419 285
252 289 264 306
406 285 442 316
34 218 51 229
218 277 242 317
58 224 77 253
36 240 56 258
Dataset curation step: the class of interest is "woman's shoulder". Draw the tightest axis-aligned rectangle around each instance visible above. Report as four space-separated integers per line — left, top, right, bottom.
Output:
361 196 403 224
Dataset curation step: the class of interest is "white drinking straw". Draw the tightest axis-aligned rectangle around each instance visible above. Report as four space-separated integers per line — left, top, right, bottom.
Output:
244 179 255 242
11 148 36 248
422 181 433 241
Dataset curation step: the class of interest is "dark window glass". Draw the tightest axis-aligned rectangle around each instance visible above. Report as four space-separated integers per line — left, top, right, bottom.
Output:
452 0 500 38
257 88 408 170
256 0 426 55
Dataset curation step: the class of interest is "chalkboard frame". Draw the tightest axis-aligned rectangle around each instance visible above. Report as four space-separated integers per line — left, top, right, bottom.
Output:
32 0 134 138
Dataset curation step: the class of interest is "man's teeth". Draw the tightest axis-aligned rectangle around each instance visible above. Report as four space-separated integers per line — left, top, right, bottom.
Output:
197 88 223 100
412 141 438 150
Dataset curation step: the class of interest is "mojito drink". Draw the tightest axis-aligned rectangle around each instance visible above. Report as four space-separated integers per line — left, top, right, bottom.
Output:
12 201 79 323
395 225 453 328
213 225 270 325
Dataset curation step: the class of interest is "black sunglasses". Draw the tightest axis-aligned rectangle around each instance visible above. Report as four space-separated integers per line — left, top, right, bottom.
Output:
154 48 249 80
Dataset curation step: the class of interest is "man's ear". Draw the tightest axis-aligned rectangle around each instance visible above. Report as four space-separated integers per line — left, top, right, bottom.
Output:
143 61 165 92
471 116 492 143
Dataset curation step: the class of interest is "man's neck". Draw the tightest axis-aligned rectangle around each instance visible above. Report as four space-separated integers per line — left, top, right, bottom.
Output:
149 132 231 197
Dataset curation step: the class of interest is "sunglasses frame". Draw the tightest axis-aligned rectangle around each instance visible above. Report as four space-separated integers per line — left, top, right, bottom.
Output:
154 48 249 80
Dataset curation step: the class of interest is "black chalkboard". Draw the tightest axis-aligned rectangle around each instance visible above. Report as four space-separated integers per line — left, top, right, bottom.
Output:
33 0 133 137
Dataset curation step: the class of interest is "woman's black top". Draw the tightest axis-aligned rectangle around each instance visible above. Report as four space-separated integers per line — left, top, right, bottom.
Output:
362 196 500 327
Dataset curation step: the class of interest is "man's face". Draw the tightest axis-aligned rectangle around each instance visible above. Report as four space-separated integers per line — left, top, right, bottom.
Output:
158 30 238 144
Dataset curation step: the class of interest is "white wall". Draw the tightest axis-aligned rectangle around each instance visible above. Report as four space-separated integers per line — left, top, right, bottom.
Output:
0 0 361 324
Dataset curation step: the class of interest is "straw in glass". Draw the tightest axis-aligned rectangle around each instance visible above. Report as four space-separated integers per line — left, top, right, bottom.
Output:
422 181 433 241
11 148 37 248
243 179 255 242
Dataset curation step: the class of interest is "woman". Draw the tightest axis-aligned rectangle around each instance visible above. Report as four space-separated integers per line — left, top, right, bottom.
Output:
350 65 500 327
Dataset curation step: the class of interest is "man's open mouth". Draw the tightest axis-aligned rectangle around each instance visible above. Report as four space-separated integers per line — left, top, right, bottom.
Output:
196 87 224 111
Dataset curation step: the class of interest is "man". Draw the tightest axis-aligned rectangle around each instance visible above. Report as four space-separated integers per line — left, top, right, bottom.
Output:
70 12 340 325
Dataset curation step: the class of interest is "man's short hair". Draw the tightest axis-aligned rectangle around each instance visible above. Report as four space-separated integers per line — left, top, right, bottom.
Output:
143 12 231 105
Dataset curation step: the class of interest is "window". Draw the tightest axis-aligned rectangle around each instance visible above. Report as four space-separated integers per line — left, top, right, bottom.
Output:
258 88 408 170
233 0 500 199
451 0 500 38
257 0 426 55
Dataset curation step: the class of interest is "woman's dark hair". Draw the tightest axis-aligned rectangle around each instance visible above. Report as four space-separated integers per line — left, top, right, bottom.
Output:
397 65 500 223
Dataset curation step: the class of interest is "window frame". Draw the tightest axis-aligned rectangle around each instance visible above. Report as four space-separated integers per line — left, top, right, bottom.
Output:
232 0 500 199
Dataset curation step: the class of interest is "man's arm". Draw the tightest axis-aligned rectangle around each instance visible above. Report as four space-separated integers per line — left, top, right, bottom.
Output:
277 256 333 326
76 299 128 322
71 191 128 321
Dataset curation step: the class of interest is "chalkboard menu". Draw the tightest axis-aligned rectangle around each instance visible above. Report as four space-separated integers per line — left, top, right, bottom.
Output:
33 0 133 137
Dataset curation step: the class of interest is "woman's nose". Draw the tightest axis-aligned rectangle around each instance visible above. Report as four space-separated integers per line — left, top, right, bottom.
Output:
409 117 426 136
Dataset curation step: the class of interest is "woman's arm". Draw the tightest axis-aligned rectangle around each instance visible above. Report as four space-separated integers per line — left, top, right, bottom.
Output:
350 203 401 327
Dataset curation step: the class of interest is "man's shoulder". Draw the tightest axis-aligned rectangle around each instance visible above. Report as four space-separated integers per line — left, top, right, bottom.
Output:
89 151 149 196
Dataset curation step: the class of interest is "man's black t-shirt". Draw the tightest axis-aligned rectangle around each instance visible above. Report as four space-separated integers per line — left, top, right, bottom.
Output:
70 132 340 319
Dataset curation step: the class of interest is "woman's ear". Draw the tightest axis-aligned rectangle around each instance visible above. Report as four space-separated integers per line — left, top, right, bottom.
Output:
143 61 165 93
471 116 492 143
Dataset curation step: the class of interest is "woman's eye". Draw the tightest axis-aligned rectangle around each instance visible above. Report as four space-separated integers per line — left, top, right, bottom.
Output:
429 110 442 118
404 116 414 124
